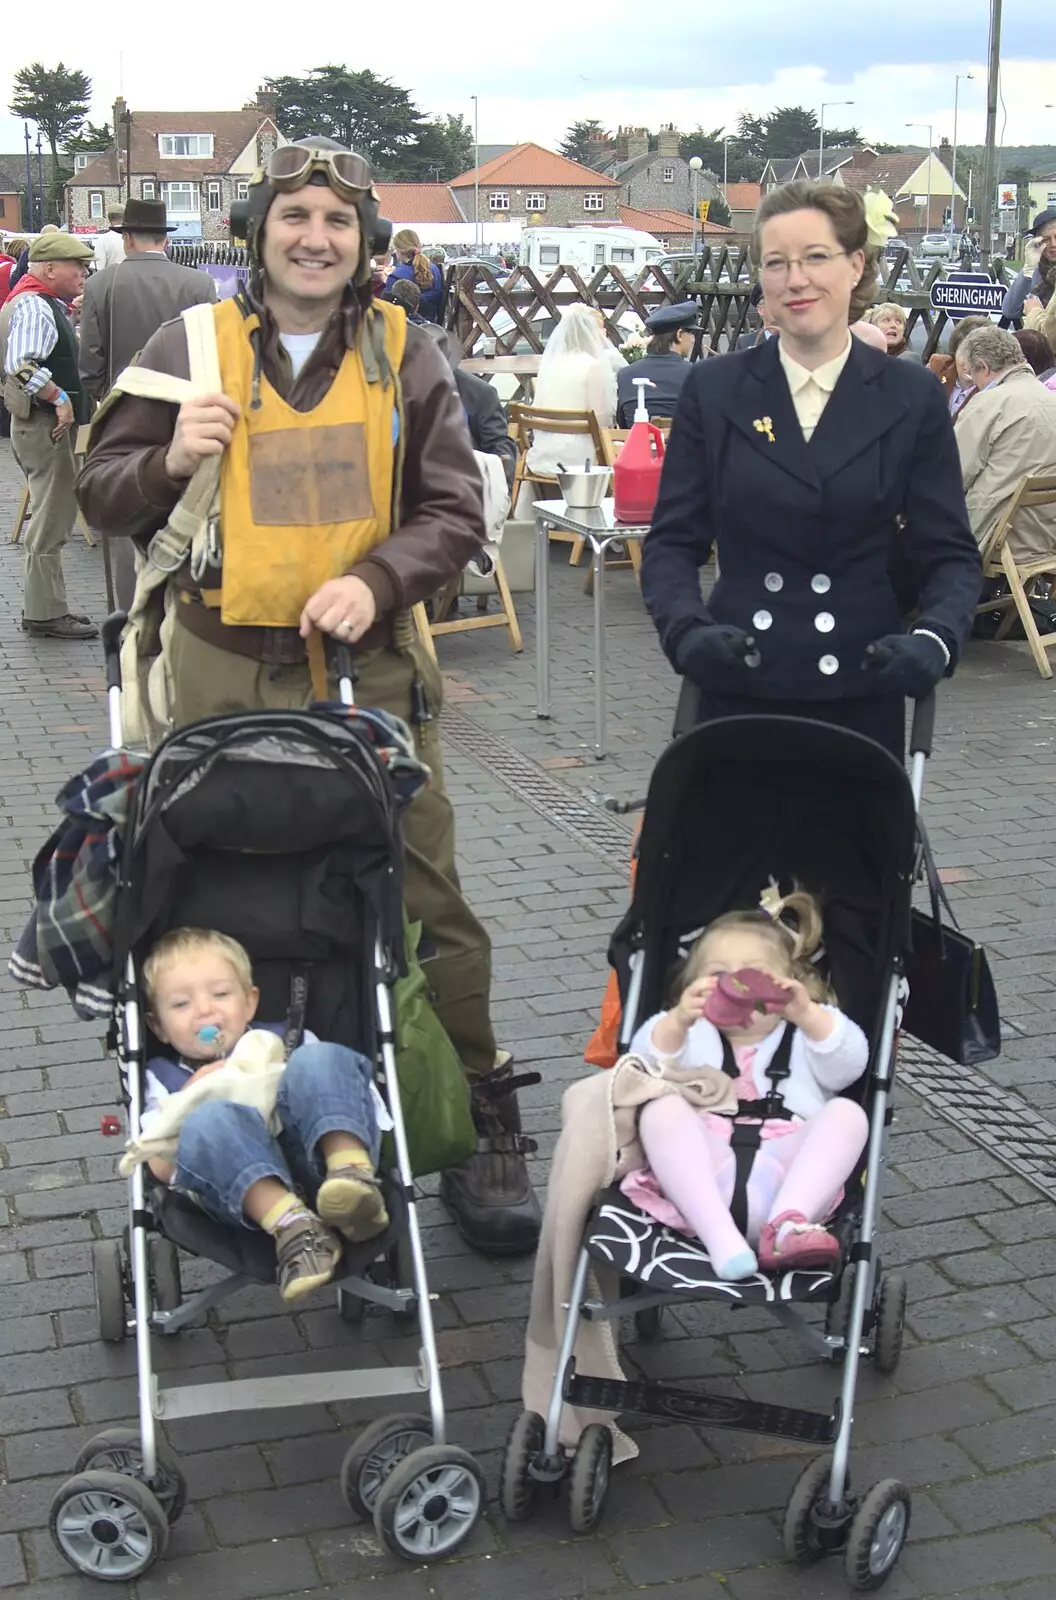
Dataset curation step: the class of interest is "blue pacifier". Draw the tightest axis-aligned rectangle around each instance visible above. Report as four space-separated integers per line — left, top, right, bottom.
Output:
197 1025 221 1045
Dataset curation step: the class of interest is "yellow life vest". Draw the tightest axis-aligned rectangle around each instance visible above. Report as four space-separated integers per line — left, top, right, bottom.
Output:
207 296 406 629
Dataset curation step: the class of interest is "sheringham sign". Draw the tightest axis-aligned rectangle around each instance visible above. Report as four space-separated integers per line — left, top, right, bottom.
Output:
929 273 1005 318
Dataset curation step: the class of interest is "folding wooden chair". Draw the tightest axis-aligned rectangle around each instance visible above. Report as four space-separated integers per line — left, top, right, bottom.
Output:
411 553 523 655
975 474 1056 678
508 403 616 566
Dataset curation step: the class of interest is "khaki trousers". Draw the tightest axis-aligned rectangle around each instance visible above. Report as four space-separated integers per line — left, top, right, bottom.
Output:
10 412 76 622
167 620 497 1077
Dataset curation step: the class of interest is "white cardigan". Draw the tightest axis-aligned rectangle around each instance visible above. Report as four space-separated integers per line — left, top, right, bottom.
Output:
630 1007 869 1121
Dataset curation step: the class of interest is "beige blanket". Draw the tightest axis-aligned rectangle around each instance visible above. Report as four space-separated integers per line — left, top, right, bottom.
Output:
522 1052 738 1463
119 1029 287 1175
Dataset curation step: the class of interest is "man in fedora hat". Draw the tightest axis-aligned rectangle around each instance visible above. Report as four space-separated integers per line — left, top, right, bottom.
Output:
92 206 127 272
79 196 215 606
0 231 97 638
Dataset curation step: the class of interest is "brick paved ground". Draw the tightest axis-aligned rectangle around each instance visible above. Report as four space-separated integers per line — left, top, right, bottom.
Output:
3 439 1056 1599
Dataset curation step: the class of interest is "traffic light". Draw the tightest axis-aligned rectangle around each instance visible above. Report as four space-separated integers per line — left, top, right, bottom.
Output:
698 200 710 222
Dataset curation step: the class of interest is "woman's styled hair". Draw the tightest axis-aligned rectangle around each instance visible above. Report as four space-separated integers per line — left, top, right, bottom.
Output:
392 228 433 289
959 325 1025 376
752 181 877 323
865 302 907 329
682 887 832 1003
143 927 254 1007
1014 327 1055 376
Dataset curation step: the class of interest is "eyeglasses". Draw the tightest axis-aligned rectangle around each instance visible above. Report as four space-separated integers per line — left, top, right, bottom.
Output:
264 146 373 201
759 249 848 282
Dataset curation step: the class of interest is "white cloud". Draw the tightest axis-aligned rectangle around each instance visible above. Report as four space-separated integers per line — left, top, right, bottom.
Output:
2 2 1054 160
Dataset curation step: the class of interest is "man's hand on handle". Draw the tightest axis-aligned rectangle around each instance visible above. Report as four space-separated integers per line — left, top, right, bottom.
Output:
164 392 241 480
300 575 377 643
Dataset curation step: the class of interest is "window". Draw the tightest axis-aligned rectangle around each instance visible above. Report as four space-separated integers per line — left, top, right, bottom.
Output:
539 245 560 266
488 192 509 211
583 194 604 212
141 180 156 200
611 247 635 263
594 243 606 266
74 153 88 171
663 166 675 182
207 181 221 212
235 181 249 201
0 198 6 218
89 191 104 219
158 133 214 158
525 193 547 212
163 181 200 215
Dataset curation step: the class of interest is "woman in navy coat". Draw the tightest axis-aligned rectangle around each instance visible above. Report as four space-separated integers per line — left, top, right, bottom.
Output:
640 181 982 759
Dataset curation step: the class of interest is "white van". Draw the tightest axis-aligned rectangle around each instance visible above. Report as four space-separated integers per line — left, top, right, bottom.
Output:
521 225 664 278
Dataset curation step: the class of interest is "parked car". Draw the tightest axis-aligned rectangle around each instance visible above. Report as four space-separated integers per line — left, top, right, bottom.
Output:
919 234 952 258
884 237 910 257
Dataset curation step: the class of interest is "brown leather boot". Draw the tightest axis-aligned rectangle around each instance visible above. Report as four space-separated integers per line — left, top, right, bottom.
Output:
440 1063 542 1256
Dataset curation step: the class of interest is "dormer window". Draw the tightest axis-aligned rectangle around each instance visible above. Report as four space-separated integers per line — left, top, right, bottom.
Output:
158 134 214 158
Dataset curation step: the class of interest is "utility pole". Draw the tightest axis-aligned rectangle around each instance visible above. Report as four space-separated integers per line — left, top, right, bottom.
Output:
950 73 973 245
23 122 34 232
35 129 46 226
979 0 1003 269
471 95 480 254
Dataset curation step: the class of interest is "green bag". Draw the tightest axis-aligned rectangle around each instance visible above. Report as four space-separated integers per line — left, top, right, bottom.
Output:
383 916 477 1178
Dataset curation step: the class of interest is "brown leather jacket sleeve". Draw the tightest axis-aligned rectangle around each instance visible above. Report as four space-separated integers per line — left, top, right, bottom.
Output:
76 317 487 616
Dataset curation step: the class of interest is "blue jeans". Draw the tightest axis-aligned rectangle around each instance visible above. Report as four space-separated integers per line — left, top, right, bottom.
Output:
174 1041 380 1229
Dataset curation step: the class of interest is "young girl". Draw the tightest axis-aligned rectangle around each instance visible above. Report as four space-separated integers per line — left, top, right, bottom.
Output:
626 889 869 1281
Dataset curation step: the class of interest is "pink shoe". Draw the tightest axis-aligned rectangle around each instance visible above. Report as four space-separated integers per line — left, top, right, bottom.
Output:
758 1210 841 1272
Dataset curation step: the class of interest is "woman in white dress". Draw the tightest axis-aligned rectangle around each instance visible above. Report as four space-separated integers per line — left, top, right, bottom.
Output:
525 304 623 481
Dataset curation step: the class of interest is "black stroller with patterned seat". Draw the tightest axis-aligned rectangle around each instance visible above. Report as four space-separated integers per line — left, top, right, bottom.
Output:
502 700 953 1593
48 638 484 1582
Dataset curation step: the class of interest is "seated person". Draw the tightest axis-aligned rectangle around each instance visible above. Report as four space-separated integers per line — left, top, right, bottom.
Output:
141 928 388 1303
863 301 912 358
525 303 619 481
383 278 427 325
955 326 1056 562
926 315 991 418
625 889 868 1281
427 326 517 486
616 302 699 424
734 283 778 350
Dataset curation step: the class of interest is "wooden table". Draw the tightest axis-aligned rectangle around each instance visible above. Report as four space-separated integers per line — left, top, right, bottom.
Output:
460 355 542 405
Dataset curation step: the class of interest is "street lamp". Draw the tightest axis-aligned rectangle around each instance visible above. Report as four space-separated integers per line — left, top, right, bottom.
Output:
470 94 480 254
689 155 703 256
906 121 934 233
818 102 854 178
951 74 974 244
722 134 733 192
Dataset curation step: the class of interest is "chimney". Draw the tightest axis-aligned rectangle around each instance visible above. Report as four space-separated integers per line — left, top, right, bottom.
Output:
626 127 649 161
255 86 279 120
615 126 630 164
657 123 680 158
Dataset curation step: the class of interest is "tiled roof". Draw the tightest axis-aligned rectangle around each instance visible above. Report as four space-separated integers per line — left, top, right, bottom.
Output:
839 152 952 198
68 111 276 185
450 143 619 189
723 182 761 211
619 204 732 236
375 183 465 223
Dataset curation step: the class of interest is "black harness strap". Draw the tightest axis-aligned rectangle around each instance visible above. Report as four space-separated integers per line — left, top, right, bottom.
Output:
283 968 309 1060
721 1026 795 1236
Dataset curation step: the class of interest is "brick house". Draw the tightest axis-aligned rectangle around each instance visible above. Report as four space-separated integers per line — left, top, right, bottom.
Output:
596 125 719 218
723 182 762 232
64 90 285 241
0 152 62 230
834 147 966 236
617 204 732 250
374 183 466 225
449 144 620 227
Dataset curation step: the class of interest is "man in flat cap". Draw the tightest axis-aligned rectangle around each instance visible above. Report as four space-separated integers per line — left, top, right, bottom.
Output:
616 301 700 425
0 232 98 639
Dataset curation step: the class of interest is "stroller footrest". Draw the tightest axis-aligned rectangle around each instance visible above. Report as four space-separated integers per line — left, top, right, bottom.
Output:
152 1363 426 1420
566 1374 836 1443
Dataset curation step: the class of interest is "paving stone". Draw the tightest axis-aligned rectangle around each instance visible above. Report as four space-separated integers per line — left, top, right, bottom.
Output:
607 1514 780 1582
136 1537 320 1600
900 1526 1056 1593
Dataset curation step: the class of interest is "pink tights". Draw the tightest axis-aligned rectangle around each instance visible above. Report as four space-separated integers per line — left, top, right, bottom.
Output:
637 1096 869 1277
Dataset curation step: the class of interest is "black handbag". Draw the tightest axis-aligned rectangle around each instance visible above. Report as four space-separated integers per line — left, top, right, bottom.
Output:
901 826 1001 1066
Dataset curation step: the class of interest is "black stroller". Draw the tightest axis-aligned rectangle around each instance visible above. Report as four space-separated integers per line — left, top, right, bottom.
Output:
49 637 484 1581
501 701 944 1591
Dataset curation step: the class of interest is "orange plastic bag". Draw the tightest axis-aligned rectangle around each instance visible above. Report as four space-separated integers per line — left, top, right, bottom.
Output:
584 819 641 1068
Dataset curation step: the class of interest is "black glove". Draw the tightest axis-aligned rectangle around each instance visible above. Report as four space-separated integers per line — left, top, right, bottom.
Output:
863 631 948 698
674 621 759 686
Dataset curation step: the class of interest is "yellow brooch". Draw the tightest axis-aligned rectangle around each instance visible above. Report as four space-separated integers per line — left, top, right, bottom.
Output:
753 416 775 444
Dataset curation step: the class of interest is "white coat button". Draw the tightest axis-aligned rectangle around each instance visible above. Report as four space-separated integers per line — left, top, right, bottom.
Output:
811 574 832 594
815 612 835 633
819 654 840 675
752 610 773 630
744 650 762 669
764 572 783 593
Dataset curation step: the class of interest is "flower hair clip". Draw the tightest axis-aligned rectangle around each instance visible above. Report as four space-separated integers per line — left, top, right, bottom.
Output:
863 189 899 249
753 416 775 444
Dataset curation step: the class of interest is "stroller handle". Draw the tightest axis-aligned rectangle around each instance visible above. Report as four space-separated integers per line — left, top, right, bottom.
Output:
102 611 128 692
908 693 936 760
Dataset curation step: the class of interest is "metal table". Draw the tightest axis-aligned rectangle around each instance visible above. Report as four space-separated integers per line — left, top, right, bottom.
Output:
534 499 650 760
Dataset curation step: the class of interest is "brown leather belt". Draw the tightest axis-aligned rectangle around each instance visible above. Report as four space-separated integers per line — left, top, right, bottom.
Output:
174 591 394 663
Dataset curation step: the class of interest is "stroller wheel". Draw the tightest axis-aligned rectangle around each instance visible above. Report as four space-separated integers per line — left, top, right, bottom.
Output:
50 1469 169 1580
372 1444 483 1560
783 1453 839 1562
148 1237 182 1315
634 1304 663 1343
92 1240 127 1343
567 1424 612 1535
872 1274 907 1374
340 1413 432 1521
844 1480 911 1590
500 1410 546 1521
73 1429 187 1525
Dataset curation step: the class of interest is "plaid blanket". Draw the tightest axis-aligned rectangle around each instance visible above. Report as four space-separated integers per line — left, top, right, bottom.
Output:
8 750 143 1020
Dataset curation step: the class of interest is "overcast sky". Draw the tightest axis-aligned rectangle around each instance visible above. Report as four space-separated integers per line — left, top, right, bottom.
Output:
3 3 1055 163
